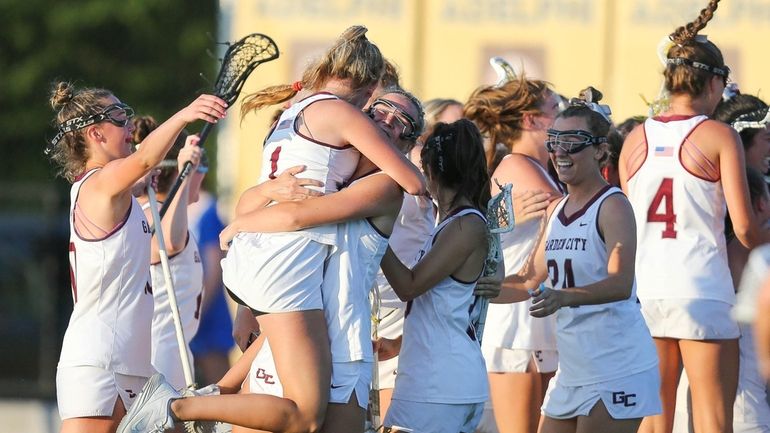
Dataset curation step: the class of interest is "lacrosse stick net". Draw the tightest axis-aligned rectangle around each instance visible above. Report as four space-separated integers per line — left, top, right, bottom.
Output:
159 33 279 218
471 179 515 344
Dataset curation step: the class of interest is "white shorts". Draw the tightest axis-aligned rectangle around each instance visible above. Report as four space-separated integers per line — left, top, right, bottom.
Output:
330 361 372 409
248 339 284 397
56 365 149 419
376 306 405 390
482 346 558 374
542 367 662 420
641 298 740 340
384 398 484 433
222 232 328 313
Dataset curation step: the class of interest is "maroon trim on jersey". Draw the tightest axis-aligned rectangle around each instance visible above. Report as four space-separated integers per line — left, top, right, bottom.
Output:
73 167 100 183
294 94 354 150
150 232 191 265
71 171 136 242
652 114 701 123
343 168 382 188
677 118 719 183
558 184 613 226
595 190 625 243
624 126 650 182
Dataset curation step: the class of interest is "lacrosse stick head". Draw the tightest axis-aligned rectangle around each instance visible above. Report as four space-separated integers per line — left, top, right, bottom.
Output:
489 56 517 87
213 33 280 106
483 180 515 276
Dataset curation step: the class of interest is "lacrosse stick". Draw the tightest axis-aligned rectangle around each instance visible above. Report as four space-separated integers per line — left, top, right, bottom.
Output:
366 285 383 433
489 56 517 86
147 186 196 389
159 33 280 218
471 180 515 344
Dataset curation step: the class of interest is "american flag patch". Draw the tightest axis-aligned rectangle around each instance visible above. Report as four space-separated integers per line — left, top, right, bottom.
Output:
276 119 292 130
655 146 673 157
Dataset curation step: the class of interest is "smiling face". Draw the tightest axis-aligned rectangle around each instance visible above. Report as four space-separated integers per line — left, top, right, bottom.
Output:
87 95 136 162
548 116 605 186
369 93 420 154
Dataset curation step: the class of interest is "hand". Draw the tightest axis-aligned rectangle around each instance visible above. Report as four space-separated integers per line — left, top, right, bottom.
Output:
529 286 564 317
373 336 402 361
475 273 503 299
175 94 228 124
233 305 260 352
177 134 202 172
219 222 239 251
513 189 554 225
263 165 324 202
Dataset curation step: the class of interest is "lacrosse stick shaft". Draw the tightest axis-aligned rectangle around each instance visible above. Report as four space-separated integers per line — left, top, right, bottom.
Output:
159 123 215 218
148 186 195 388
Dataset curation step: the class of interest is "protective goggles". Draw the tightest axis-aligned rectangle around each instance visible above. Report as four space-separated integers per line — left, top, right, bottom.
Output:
367 98 419 140
48 103 134 152
545 129 607 154
731 107 770 133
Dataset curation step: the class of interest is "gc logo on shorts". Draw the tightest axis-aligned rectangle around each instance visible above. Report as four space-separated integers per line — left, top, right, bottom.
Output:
612 391 637 407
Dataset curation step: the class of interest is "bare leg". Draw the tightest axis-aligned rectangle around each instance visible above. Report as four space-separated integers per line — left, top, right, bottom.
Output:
639 338 681 433
680 339 739 433
379 387 394 421
172 310 331 433
537 414 576 433
320 391 366 433
575 400 641 433
60 398 126 433
489 371 544 433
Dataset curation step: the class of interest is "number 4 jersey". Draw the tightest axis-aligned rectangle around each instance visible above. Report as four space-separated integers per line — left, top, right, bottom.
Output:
626 115 734 304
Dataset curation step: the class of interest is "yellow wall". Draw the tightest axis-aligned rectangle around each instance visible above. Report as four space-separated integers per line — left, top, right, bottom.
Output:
216 0 770 215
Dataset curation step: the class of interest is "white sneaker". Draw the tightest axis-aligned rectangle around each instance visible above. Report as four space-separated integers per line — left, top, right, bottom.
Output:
117 373 180 433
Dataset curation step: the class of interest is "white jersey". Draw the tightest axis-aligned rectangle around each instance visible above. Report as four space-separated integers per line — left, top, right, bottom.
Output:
58 169 155 377
147 218 204 389
393 208 489 404
323 173 391 362
376 192 435 308
627 115 734 304
545 186 657 387
484 156 558 351
257 92 360 245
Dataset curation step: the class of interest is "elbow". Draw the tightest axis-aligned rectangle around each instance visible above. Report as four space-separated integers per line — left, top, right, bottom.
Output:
734 224 758 249
615 277 635 301
401 174 427 196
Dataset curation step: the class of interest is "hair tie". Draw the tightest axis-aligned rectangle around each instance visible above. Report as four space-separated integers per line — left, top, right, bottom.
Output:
292 81 303 92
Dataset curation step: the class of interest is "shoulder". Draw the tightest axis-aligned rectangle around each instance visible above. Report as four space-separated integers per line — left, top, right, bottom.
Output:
598 192 635 232
451 212 488 240
620 124 646 156
492 154 558 192
697 118 741 143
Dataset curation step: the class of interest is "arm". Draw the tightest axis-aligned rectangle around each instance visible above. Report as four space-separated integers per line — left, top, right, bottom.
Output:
234 165 324 216
92 95 226 198
221 173 402 249
492 197 558 303
617 125 646 194
324 100 426 195
530 194 637 317
380 214 488 302
755 274 770 380
150 136 202 260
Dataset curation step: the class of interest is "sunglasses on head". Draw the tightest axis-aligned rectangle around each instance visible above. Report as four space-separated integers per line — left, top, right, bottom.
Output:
48 103 135 151
545 129 607 154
